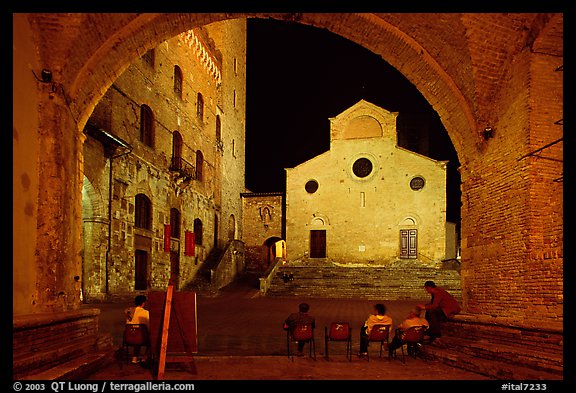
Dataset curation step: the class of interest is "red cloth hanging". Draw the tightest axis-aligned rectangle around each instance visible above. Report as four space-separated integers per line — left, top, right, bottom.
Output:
164 224 171 252
185 231 195 256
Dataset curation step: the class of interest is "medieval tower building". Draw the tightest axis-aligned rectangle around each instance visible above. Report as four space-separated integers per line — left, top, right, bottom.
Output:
81 20 247 301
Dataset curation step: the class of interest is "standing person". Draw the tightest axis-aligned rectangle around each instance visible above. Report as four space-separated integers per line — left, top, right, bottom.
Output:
358 303 393 356
418 281 461 343
388 306 429 356
124 295 150 363
283 302 315 356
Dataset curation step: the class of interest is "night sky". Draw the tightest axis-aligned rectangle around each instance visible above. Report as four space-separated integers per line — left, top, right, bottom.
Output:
245 19 461 224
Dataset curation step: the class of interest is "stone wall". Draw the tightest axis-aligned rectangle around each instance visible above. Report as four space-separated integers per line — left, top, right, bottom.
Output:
241 192 285 271
81 20 247 300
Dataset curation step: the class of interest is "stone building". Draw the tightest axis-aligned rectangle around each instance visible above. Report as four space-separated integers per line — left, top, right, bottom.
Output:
82 20 247 301
241 192 286 272
13 13 563 380
285 100 453 265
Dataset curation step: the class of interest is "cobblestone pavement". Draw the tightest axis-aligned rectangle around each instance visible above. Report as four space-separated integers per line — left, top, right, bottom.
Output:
84 280 490 382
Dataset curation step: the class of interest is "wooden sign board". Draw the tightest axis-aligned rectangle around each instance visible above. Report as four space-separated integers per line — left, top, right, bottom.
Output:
147 288 198 378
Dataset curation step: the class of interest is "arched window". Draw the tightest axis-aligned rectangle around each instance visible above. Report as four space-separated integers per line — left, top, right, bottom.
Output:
215 115 221 142
194 218 203 246
197 92 204 120
135 194 152 230
170 208 181 239
195 150 204 181
139 104 154 147
173 65 183 99
172 131 183 169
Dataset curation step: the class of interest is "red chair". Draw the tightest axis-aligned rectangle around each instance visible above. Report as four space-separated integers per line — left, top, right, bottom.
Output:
365 324 391 361
399 325 428 363
324 322 352 361
122 324 150 364
286 322 316 361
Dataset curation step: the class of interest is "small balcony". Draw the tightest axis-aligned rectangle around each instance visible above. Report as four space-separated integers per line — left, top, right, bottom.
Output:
169 156 196 180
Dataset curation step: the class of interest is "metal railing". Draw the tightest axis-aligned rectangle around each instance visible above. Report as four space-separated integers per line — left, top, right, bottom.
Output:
169 156 196 180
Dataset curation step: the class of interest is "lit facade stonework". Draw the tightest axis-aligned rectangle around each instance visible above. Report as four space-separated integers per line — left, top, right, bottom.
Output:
286 100 451 265
241 192 285 272
82 21 247 300
13 13 563 379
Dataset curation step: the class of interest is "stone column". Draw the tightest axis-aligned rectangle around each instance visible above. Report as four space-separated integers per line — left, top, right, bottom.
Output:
34 90 85 313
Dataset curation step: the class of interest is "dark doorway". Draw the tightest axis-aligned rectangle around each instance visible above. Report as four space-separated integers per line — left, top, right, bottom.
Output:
170 250 180 289
310 230 326 258
134 250 148 290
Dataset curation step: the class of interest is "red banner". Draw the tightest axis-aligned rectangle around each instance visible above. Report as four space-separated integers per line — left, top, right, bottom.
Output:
164 224 171 252
185 231 195 256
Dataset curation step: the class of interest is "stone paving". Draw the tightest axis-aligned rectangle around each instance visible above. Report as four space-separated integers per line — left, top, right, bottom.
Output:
83 281 491 381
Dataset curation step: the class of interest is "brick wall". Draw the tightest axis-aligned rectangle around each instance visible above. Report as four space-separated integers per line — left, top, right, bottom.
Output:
460 47 563 323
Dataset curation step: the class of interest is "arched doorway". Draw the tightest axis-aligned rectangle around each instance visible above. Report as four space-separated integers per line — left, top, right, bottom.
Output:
262 237 286 272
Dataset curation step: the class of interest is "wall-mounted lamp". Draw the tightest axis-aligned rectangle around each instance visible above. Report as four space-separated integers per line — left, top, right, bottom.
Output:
482 126 494 140
41 69 52 83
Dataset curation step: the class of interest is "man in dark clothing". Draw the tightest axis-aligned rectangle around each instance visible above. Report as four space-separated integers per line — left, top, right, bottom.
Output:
418 281 461 343
283 303 315 356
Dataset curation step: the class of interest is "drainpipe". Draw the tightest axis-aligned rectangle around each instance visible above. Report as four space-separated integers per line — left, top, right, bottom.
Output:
96 127 132 301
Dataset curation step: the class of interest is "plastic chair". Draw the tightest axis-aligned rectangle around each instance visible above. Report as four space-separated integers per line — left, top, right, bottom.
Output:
286 322 316 361
122 323 150 364
365 324 391 361
399 325 427 363
324 322 352 361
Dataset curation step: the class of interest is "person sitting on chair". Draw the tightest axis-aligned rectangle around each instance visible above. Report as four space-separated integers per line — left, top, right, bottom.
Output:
388 306 429 357
283 302 315 356
124 295 150 364
358 303 393 356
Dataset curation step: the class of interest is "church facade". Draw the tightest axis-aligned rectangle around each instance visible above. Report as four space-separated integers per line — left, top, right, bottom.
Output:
285 100 453 265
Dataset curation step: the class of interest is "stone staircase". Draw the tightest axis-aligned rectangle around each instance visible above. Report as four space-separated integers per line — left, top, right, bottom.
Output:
13 309 115 380
264 259 461 300
423 314 563 380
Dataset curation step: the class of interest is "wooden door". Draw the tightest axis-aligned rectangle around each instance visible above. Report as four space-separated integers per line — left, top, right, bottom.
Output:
400 229 418 259
310 230 326 258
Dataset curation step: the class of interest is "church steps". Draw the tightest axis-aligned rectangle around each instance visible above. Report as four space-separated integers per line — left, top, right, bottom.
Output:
265 261 461 300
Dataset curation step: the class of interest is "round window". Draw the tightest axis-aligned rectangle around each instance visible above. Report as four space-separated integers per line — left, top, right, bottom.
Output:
305 180 319 194
352 157 373 178
410 176 425 190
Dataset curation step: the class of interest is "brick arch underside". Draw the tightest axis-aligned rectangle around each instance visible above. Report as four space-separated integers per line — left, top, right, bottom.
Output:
66 13 477 168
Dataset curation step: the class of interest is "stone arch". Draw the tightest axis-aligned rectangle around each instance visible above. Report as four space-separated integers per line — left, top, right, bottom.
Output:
81 176 105 221
309 213 330 227
81 176 108 301
64 13 477 167
399 216 418 227
263 236 286 270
